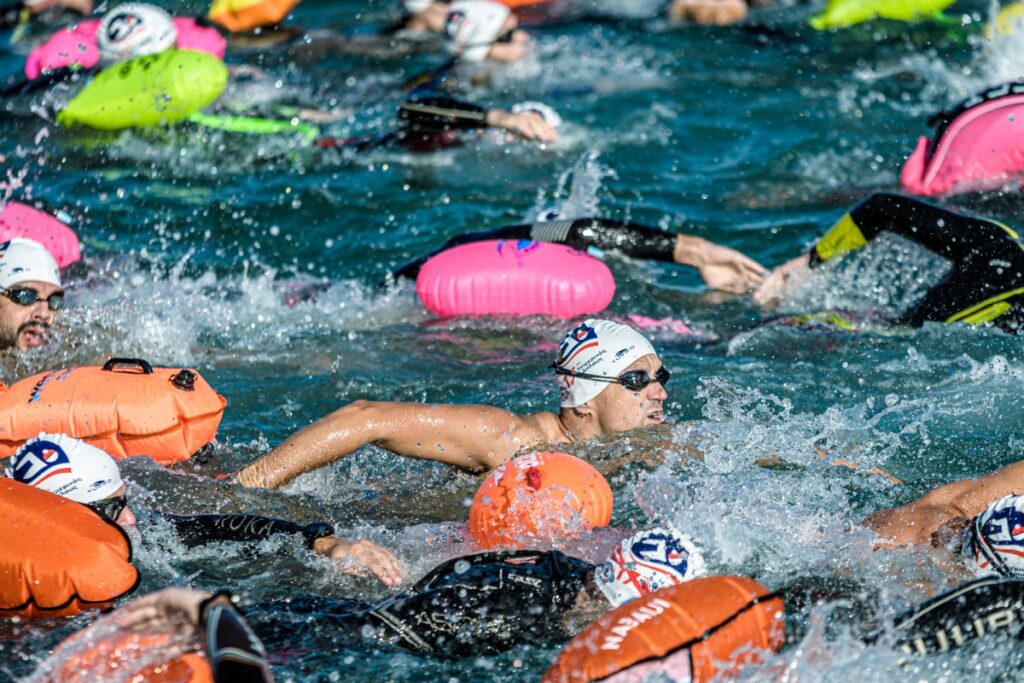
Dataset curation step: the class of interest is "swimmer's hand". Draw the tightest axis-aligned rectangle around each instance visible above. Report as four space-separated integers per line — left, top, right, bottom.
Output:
313 536 404 587
674 235 767 293
753 253 811 307
486 109 559 143
114 587 209 638
668 0 748 24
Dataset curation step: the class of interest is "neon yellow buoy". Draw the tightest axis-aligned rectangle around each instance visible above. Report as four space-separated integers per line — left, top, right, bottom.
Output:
57 50 228 131
809 0 957 30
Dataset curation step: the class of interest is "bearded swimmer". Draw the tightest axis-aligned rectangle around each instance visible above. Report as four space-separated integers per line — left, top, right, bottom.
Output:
0 238 63 352
236 318 669 489
7 433 402 585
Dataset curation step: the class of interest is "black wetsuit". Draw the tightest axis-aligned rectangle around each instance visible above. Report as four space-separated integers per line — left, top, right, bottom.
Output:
253 550 595 657
158 512 335 550
809 193 1024 332
392 217 677 280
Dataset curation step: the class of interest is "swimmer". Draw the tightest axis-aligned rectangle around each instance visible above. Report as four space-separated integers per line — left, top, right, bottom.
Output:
442 0 531 63
250 527 704 656
755 193 1024 332
0 238 63 352
7 433 403 585
235 318 670 489
865 462 1024 554
393 216 767 294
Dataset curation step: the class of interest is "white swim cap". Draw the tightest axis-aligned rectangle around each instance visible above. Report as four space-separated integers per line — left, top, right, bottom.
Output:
511 102 562 128
7 434 123 504
97 3 178 65
594 527 706 606
554 318 657 407
0 238 61 289
965 495 1024 578
403 0 435 14
444 0 511 63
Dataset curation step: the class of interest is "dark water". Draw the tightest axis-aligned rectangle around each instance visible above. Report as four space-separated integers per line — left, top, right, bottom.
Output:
3 0 1024 680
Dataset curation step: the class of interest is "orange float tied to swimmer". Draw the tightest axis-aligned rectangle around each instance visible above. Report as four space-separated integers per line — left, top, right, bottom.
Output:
543 576 785 683
0 479 139 620
34 621 212 683
0 358 226 466
469 451 613 549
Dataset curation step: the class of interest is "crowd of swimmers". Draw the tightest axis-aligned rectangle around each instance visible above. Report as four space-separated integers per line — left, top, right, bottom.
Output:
5 0 1024 681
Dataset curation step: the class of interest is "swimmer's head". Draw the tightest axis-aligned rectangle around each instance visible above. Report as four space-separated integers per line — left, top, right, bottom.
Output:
0 238 63 351
7 434 136 526
97 3 178 66
511 101 562 128
594 527 706 606
965 495 1024 578
444 0 525 63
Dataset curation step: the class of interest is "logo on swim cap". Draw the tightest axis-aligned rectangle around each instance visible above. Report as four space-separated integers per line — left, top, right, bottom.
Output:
595 527 705 607
10 439 72 487
966 495 1024 578
7 434 123 504
557 322 600 367
97 3 177 65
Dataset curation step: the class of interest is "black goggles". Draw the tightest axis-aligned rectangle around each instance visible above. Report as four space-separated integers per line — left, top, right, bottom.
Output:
86 494 127 524
551 364 671 392
493 29 516 44
1 286 64 311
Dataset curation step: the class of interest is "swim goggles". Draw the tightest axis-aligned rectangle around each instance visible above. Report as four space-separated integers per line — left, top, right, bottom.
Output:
550 365 671 392
0 286 65 311
86 494 128 524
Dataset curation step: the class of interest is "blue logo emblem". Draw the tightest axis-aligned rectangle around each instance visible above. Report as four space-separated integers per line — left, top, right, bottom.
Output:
558 322 599 366
12 439 71 487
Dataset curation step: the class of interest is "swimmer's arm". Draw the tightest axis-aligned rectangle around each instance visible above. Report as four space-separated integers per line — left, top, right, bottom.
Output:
399 96 489 131
160 512 336 549
863 461 1024 547
236 400 538 488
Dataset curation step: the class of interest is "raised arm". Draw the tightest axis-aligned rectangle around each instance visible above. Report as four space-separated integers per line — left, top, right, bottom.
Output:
864 460 1024 547
235 400 548 489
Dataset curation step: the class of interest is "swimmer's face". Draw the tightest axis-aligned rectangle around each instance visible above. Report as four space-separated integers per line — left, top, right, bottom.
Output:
87 484 137 528
587 353 669 434
0 280 62 352
487 16 529 62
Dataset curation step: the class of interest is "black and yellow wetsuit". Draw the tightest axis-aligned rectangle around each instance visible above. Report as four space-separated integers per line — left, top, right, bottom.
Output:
809 193 1024 331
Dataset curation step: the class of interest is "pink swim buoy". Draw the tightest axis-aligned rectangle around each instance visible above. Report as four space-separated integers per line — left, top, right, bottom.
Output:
0 202 81 268
24 18 226 79
901 85 1024 196
416 240 616 318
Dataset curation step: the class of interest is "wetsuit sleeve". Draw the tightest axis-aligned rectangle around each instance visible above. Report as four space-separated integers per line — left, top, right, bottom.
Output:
809 192 1013 266
200 593 274 683
399 95 489 132
390 218 677 280
160 512 335 550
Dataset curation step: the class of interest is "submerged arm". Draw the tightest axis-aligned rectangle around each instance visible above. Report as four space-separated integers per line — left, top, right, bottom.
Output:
235 400 543 489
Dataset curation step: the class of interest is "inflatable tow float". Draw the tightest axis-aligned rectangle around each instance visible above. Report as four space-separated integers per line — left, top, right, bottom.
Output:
0 358 226 465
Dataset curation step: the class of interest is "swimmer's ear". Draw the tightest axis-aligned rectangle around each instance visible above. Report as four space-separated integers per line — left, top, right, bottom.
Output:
571 405 593 420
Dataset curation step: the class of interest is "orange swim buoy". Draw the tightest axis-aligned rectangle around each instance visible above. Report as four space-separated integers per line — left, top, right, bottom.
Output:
208 0 301 32
0 358 227 466
543 576 785 683
0 479 139 619
36 629 212 683
469 451 613 549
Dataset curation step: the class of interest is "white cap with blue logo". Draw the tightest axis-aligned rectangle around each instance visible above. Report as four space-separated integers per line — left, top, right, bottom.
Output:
594 527 706 606
0 238 61 289
965 494 1024 578
6 433 122 504
554 318 657 408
